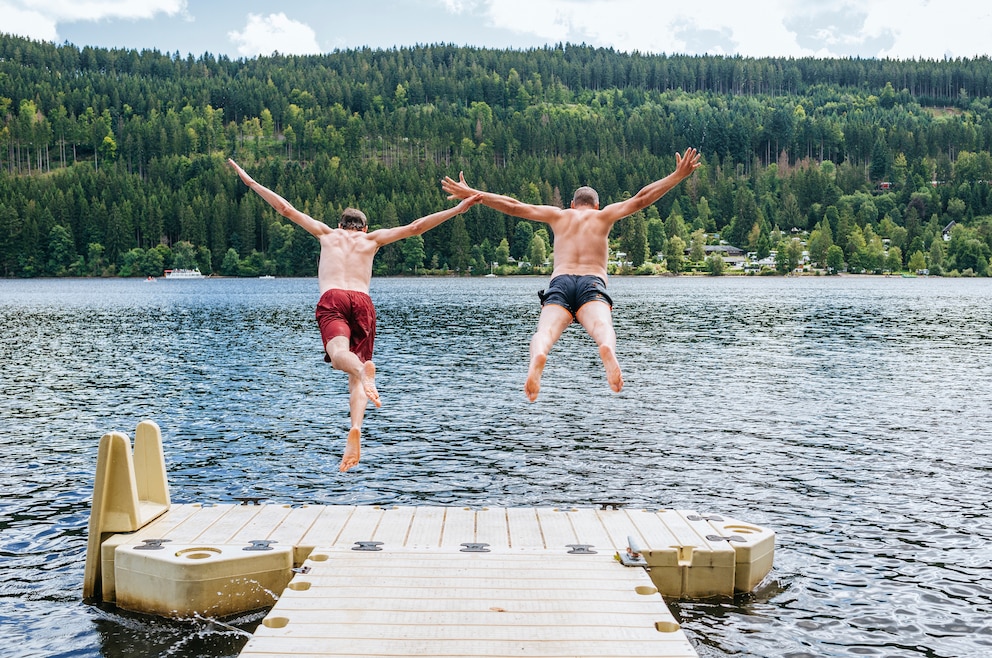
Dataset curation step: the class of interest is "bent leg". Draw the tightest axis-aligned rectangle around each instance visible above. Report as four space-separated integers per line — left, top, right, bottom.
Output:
575 300 623 393
360 361 380 408
327 336 380 407
525 304 574 402
326 335 361 375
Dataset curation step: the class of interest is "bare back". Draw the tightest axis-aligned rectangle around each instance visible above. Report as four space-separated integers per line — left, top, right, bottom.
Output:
544 207 614 280
316 229 380 294
441 149 702 284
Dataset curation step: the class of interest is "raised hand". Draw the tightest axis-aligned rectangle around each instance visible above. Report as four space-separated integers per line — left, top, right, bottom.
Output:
441 171 477 200
674 148 702 179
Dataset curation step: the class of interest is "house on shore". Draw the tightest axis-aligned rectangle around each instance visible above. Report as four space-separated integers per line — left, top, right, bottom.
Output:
686 244 746 268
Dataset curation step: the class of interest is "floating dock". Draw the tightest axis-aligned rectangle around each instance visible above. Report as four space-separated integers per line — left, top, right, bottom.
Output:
84 421 775 658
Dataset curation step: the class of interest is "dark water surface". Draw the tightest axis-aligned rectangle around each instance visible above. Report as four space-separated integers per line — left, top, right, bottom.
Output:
1 276 990 657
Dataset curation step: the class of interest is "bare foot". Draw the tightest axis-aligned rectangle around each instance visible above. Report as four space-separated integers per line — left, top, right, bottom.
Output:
599 345 624 393
361 361 381 408
340 427 361 472
524 353 547 402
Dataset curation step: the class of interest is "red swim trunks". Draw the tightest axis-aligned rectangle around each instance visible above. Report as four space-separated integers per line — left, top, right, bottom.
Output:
315 289 376 363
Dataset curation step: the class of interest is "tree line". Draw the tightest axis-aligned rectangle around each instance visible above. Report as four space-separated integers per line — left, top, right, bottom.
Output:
1 33 991 278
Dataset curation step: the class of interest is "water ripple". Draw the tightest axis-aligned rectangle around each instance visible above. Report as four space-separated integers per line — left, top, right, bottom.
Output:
2 276 991 657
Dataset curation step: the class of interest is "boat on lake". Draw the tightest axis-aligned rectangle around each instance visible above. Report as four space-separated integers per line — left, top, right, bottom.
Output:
163 268 205 279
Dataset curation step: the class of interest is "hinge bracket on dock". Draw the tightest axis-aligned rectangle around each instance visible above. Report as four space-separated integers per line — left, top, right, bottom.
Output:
566 544 597 554
706 534 746 543
244 540 277 551
593 501 625 510
687 514 724 522
460 542 491 552
134 538 171 550
351 541 384 551
234 496 265 505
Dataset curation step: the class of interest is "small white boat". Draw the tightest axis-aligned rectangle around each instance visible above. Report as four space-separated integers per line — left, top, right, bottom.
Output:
258 275 275 280
163 268 205 279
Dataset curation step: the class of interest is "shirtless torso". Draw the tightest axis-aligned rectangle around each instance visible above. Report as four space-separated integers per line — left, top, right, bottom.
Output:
229 158 480 470
441 148 701 401
313 228 380 295
538 208 614 281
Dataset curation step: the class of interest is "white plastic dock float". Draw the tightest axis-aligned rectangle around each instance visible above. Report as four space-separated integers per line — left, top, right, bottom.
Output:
83 422 775 658
243 549 695 657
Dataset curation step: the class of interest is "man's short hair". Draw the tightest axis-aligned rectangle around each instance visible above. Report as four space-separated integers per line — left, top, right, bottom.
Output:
339 207 368 231
572 186 599 208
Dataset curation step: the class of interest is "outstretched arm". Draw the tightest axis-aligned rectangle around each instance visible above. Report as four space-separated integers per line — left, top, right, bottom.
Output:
229 159 330 238
442 172 562 224
371 194 484 246
598 148 702 222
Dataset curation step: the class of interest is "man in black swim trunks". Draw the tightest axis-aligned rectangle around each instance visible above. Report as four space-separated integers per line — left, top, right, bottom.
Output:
443 148 701 401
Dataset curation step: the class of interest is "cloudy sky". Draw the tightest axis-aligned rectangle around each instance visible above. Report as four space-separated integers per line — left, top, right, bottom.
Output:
1 0 989 61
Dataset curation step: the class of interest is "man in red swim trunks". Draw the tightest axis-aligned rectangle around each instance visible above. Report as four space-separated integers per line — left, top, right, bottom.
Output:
443 148 701 402
230 159 481 471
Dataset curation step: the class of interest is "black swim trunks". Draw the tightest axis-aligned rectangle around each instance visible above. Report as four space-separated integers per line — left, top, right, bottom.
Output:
538 274 613 317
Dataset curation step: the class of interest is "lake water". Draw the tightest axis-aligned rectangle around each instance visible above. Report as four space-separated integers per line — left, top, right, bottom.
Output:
1 275 990 658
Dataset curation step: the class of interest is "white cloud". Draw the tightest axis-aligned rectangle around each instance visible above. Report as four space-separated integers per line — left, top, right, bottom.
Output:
0 3 60 41
25 1 186 22
449 0 991 59
228 13 322 57
0 1 185 41
440 0 469 13
865 0 992 59
479 0 579 43
473 0 805 56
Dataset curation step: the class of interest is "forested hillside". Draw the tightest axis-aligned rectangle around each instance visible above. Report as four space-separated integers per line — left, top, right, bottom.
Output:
2 34 992 277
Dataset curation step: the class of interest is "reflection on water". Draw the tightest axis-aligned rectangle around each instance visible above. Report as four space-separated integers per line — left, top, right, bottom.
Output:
1 276 991 657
